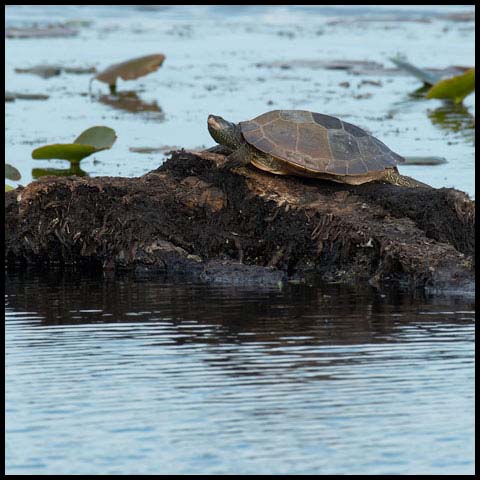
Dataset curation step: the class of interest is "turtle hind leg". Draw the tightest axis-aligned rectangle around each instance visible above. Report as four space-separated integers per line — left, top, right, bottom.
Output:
221 145 251 171
384 168 431 188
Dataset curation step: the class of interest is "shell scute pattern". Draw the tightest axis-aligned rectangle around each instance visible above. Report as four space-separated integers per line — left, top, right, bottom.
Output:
279 110 315 124
312 112 342 129
240 110 404 175
327 129 362 162
342 121 368 137
263 119 297 149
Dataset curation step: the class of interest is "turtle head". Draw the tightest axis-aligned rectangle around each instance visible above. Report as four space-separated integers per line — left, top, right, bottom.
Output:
208 114 243 150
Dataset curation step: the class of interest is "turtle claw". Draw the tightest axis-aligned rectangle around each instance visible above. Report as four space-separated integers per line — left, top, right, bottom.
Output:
221 157 244 171
221 147 250 171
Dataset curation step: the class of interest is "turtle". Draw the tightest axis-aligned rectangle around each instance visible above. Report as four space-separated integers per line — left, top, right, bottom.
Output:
207 110 429 188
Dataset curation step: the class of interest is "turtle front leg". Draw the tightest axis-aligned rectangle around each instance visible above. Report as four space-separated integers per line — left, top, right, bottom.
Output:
221 145 251 171
204 144 233 155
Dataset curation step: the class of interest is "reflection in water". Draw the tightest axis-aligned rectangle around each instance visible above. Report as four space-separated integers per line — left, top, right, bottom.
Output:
428 103 475 143
5 272 475 475
32 164 88 179
96 91 165 120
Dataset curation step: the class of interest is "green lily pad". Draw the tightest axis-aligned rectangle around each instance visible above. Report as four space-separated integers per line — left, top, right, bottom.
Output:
32 143 97 164
5 163 21 181
32 126 117 165
74 126 117 150
426 68 475 104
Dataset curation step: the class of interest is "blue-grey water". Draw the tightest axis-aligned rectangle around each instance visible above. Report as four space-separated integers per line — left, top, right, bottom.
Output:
5 4 475 475
5 274 475 475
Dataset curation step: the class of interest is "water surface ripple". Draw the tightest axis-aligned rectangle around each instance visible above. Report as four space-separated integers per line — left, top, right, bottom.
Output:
5 274 475 475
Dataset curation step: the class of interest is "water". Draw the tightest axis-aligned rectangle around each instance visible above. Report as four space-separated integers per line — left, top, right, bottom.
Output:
5 4 475 195
5 5 475 475
5 273 475 475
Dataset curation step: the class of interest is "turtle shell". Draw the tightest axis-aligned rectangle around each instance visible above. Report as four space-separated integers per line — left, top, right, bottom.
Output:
239 110 405 175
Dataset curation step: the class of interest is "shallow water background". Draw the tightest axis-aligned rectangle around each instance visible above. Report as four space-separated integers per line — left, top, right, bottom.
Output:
5 273 475 475
5 5 476 476
5 5 475 195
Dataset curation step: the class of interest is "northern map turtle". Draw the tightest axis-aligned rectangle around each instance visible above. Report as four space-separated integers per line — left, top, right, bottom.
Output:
207 110 428 187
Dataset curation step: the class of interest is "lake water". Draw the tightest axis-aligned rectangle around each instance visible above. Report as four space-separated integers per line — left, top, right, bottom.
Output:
5 4 475 195
5 273 475 475
5 4 475 475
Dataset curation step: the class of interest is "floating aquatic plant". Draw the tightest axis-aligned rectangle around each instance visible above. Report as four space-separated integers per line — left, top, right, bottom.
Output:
5 163 21 191
401 156 447 166
390 56 474 103
15 65 62 79
91 54 166 94
32 126 117 165
426 68 475 104
5 91 50 101
6 24 79 39
15 64 96 78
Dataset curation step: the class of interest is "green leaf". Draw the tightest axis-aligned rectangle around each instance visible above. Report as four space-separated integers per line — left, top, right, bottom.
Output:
426 68 475 104
5 184 15 192
5 163 21 181
74 126 117 150
32 143 97 164
31 126 117 165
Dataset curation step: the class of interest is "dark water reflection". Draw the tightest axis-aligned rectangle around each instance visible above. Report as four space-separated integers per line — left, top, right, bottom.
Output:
5 273 475 475
32 163 88 179
96 91 165 119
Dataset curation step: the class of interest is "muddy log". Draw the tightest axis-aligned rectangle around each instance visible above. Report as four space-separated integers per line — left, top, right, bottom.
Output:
5 150 475 290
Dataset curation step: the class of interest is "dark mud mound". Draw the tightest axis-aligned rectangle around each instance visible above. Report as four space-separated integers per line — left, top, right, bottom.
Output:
5 150 474 290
